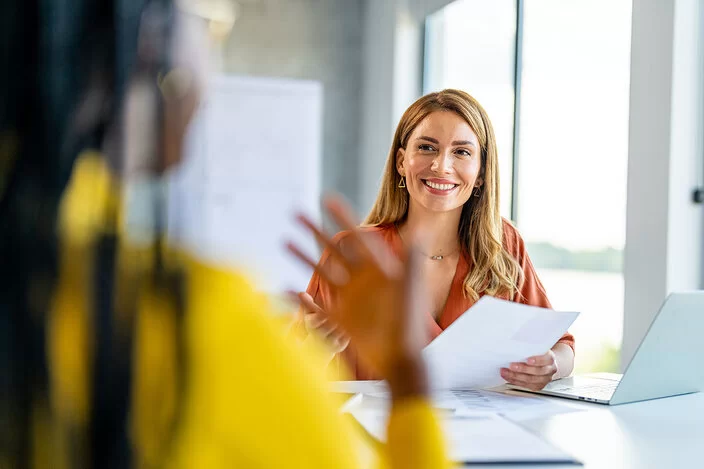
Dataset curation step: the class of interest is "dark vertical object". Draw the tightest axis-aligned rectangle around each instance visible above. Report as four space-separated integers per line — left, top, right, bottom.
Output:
0 0 156 466
0 0 77 465
510 0 525 223
91 232 136 469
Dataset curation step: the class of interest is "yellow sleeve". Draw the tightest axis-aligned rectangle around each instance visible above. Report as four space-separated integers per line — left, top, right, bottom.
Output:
168 258 450 469
385 398 453 469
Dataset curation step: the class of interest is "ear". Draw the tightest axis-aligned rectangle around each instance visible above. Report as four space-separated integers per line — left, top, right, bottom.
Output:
396 147 406 175
475 176 484 188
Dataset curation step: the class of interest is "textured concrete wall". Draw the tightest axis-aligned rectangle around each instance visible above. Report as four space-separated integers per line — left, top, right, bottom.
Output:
223 0 364 208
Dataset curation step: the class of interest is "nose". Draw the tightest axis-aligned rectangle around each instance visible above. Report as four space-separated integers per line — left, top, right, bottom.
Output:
430 150 453 174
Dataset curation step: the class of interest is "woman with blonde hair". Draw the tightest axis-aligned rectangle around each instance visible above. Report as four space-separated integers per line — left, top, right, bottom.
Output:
297 89 575 390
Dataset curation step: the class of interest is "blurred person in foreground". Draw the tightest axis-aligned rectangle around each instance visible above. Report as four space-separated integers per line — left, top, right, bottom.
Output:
0 0 450 467
295 90 575 390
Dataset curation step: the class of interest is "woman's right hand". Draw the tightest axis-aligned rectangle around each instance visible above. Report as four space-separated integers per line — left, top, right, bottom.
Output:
298 291 350 355
288 196 430 400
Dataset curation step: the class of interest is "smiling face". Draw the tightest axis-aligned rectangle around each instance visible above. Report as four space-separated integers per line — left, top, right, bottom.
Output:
396 110 483 215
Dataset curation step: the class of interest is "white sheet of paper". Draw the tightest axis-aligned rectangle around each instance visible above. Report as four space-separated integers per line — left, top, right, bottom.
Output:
329 380 388 395
166 75 322 294
424 296 579 390
442 388 583 420
350 409 579 464
359 388 581 420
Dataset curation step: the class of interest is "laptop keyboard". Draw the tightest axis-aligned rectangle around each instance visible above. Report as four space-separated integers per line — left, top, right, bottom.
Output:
557 382 618 401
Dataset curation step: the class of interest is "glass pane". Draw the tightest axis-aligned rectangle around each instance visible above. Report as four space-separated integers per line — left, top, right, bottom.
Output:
517 0 633 372
424 0 517 217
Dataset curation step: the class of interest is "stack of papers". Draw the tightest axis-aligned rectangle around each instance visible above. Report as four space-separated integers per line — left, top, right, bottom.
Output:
336 297 582 464
359 388 581 421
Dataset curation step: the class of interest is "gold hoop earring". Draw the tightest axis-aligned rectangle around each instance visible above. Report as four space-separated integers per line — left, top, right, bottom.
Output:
398 176 406 189
473 186 481 197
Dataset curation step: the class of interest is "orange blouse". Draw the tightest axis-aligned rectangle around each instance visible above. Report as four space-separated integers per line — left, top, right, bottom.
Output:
305 219 575 380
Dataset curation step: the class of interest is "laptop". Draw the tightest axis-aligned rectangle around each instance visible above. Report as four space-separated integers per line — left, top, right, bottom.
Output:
510 291 704 405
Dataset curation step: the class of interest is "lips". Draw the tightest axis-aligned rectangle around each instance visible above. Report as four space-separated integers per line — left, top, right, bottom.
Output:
422 179 459 194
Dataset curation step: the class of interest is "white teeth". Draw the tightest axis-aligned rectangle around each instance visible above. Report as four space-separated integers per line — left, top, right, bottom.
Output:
424 180 456 191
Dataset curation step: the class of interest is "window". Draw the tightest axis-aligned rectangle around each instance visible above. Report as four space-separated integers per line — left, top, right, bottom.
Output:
424 0 633 372
424 0 517 217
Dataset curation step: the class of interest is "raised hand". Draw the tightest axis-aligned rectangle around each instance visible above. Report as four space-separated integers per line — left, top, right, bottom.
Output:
287 196 429 398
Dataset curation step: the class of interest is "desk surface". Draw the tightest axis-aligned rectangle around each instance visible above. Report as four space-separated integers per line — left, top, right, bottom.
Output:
495 389 704 469
340 382 704 469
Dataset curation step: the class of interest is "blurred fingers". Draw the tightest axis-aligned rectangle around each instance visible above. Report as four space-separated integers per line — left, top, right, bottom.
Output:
322 196 378 265
286 241 349 287
330 330 351 353
297 292 326 315
295 214 355 272
304 311 328 330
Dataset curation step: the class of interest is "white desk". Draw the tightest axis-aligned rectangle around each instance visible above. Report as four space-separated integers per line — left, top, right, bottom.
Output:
340 383 704 468
491 389 704 469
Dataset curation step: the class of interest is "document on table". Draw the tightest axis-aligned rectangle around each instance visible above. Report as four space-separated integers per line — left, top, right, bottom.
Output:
356 388 581 420
350 408 580 465
329 380 387 395
424 296 579 390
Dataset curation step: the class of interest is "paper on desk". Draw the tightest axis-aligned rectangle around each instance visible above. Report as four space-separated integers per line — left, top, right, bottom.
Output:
443 388 583 421
360 388 581 420
424 296 579 390
350 408 579 464
329 380 387 395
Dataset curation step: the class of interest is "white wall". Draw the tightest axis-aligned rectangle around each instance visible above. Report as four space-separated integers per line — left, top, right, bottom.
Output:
359 0 397 213
358 0 439 214
224 0 364 209
623 0 704 368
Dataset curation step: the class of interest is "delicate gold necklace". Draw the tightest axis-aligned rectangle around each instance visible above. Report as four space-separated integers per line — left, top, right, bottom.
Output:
396 225 460 261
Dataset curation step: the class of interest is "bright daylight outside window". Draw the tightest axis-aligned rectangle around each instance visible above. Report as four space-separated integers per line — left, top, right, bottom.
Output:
425 0 633 373
424 0 517 218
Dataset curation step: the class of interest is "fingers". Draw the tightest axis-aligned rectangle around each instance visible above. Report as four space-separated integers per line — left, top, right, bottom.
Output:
329 330 351 353
304 311 328 329
292 292 348 350
286 241 349 287
507 362 557 376
304 312 350 353
500 368 552 390
295 293 334 334
288 197 371 287
322 196 378 267
297 292 326 315
501 358 557 390
295 214 356 272
525 351 555 366
502 350 558 390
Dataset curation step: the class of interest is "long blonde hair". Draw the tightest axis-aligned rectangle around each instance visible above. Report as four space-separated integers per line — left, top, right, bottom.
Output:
364 89 523 301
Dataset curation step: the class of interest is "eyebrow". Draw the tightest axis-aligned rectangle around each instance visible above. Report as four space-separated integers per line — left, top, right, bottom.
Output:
417 136 476 148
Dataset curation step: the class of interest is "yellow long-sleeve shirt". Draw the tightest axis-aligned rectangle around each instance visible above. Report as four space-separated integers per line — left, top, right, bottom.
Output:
168 258 451 469
49 154 450 468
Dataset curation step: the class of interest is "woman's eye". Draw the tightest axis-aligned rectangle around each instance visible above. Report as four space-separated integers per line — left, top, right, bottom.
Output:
455 148 471 157
418 144 436 152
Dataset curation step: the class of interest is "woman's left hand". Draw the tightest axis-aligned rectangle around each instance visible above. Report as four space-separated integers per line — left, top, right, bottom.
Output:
500 350 558 391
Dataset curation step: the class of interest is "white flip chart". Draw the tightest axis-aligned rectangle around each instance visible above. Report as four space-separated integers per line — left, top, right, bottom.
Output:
167 75 323 294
